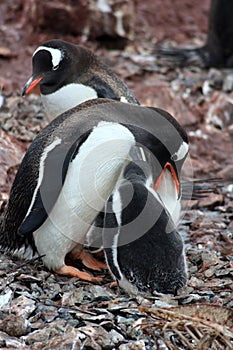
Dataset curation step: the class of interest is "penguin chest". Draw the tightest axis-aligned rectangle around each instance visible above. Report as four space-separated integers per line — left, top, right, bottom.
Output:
41 83 98 120
33 122 135 270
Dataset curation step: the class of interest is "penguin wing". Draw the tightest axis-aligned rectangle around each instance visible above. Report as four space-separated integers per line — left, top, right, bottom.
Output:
18 134 88 236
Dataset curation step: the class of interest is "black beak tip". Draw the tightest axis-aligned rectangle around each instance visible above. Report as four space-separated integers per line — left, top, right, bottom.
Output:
22 86 27 96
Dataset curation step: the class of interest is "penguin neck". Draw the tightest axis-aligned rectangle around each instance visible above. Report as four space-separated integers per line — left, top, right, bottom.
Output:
41 83 98 121
155 168 181 225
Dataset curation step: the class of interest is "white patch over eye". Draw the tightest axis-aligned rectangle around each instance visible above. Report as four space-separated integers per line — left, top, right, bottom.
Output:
33 46 63 69
171 141 189 161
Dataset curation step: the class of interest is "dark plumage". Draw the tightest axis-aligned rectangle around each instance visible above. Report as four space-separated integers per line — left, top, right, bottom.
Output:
103 162 187 295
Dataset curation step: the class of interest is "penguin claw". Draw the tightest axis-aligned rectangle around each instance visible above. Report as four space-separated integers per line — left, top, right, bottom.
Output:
109 281 118 288
79 251 108 271
56 264 103 282
68 245 107 270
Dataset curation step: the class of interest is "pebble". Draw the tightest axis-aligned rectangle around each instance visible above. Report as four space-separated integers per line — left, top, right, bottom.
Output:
215 268 233 277
109 329 125 343
78 325 111 349
189 276 205 288
0 288 12 309
119 340 146 350
11 295 36 318
61 287 84 306
223 73 233 92
204 266 216 278
0 331 24 349
201 250 220 266
0 314 31 337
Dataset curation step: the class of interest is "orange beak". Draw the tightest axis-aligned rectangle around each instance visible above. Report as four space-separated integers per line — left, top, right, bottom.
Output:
154 162 180 196
22 75 43 96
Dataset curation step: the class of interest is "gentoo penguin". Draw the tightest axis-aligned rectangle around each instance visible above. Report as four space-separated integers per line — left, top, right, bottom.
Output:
22 39 139 120
22 39 190 220
0 99 188 280
156 0 233 68
103 161 187 295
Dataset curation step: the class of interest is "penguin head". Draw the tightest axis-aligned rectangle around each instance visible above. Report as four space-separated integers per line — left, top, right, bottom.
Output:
22 40 94 96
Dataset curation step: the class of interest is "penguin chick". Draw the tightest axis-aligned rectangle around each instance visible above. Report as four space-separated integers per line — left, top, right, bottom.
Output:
103 162 187 295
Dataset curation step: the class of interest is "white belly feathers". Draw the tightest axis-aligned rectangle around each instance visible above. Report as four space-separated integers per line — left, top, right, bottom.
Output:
41 83 98 121
33 121 135 270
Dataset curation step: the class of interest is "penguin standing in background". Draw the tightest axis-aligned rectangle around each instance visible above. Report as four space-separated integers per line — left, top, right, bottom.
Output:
22 39 139 121
0 100 188 281
103 161 187 295
156 0 233 68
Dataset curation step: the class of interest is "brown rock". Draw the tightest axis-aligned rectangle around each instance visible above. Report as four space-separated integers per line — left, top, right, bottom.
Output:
19 0 89 34
217 164 233 181
206 92 233 129
86 0 135 42
0 314 31 337
134 81 198 126
0 47 15 58
198 193 224 209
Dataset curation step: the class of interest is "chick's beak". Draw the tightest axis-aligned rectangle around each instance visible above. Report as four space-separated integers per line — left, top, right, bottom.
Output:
22 75 43 96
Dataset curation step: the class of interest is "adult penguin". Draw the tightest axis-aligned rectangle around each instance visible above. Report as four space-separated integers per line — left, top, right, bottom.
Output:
22 39 138 121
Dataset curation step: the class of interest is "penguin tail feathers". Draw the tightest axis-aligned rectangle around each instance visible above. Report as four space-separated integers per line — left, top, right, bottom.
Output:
0 214 37 258
156 45 209 68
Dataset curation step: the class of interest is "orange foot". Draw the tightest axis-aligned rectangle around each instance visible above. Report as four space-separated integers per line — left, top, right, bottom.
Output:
69 245 107 271
110 281 118 288
79 251 107 271
56 264 102 282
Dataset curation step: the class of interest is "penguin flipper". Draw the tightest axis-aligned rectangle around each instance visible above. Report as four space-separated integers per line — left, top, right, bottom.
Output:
18 139 81 236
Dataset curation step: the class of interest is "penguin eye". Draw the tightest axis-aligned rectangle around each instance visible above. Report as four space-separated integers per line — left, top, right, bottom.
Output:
53 65 59 71
171 154 178 161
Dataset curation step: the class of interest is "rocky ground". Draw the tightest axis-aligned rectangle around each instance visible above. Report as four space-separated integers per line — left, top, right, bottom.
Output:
0 0 233 349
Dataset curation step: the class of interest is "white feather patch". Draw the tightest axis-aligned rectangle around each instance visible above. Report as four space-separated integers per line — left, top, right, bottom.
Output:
33 121 135 270
172 141 189 161
41 83 98 121
33 46 63 68
24 137 62 221
15 246 37 260
111 188 123 279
